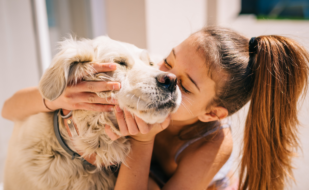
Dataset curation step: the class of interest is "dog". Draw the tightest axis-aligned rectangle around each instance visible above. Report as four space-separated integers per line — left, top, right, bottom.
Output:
4 36 181 190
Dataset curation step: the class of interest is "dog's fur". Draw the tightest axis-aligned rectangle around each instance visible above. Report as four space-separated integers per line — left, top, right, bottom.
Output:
4 36 181 190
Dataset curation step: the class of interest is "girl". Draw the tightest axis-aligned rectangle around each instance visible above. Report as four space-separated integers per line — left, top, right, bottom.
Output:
2 27 309 190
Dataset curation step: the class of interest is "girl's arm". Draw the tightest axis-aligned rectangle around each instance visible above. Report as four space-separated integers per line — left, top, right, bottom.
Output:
2 87 52 121
105 107 170 190
115 139 155 190
1 63 119 121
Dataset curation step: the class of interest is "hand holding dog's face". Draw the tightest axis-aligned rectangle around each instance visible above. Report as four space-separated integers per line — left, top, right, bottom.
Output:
44 62 121 113
105 106 171 142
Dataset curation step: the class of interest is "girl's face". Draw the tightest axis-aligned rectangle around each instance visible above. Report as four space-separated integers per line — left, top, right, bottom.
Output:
158 36 218 123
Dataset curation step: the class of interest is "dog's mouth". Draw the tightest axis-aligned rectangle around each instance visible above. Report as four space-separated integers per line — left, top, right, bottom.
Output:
147 98 176 111
125 93 177 113
126 100 176 119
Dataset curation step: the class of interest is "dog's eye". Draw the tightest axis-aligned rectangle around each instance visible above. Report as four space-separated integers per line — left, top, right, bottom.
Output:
149 62 154 66
114 58 128 67
118 61 126 66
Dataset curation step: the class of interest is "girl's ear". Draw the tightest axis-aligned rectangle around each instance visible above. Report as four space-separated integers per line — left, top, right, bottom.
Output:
198 107 228 122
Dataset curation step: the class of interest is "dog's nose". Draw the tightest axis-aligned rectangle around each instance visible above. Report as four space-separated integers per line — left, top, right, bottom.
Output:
156 73 177 92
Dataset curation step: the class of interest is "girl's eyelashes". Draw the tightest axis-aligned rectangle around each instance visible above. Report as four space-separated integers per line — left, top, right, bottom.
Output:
164 59 172 68
179 79 191 94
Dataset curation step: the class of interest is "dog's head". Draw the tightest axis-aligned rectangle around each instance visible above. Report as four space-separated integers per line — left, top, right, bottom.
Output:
39 36 181 124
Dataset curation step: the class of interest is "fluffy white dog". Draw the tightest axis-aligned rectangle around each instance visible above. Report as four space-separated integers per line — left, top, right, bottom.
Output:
4 36 181 190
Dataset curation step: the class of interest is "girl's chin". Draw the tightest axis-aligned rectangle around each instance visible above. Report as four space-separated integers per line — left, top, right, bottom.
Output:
170 108 185 120
170 112 181 120
170 113 177 120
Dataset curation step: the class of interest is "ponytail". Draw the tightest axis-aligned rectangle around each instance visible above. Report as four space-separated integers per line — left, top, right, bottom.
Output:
193 27 309 189
239 36 309 190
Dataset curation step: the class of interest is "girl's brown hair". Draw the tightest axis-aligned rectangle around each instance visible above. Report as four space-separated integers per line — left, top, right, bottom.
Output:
192 27 309 190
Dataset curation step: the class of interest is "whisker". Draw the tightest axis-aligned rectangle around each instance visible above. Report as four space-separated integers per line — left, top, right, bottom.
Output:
182 95 193 105
146 101 153 109
182 94 192 101
137 97 141 110
181 102 194 116
183 98 192 106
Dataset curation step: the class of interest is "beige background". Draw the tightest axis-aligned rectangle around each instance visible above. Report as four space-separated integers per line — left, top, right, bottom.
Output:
0 0 41 185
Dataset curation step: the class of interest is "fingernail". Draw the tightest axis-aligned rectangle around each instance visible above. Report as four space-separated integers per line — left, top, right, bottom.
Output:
115 105 122 112
109 106 114 112
109 64 116 69
112 83 120 90
112 99 118 104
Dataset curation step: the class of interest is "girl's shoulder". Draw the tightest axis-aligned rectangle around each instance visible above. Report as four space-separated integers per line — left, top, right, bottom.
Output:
175 117 233 163
167 124 233 189
176 125 233 164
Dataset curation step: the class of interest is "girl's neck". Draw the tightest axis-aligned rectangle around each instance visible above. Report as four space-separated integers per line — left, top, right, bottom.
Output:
165 117 199 137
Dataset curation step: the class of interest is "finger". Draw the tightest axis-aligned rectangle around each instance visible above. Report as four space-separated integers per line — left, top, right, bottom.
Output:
114 105 129 136
71 92 118 104
91 63 117 72
134 116 150 134
73 103 114 112
123 108 139 135
105 125 120 141
70 81 121 93
73 63 118 81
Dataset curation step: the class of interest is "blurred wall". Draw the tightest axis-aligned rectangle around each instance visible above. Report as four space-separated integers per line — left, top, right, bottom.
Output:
105 0 147 49
0 0 40 183
145 0 206 56
48 0 94 57
105 0 207 56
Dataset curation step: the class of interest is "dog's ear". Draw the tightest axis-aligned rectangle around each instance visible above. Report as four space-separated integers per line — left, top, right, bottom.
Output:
39 53 68 101
146 51 163 68
39 38 94 101
140 50 156 67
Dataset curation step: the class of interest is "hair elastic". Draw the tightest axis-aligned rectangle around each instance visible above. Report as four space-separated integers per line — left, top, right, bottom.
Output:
249 37 257 56
247 37 258 73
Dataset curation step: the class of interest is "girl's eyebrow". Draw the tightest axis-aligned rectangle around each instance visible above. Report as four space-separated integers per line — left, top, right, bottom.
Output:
172 49 176 58
186 73 200 91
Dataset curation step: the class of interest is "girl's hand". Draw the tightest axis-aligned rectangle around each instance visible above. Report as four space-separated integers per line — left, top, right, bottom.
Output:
105 105 171 142
45 63 120 112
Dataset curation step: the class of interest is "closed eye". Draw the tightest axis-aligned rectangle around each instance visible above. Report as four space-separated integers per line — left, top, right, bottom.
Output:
164 59 172 68
118 61 126 66
179 79 191 94
114 58 128 66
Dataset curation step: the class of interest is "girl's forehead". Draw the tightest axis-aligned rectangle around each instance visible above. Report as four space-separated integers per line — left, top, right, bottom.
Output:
174 39 216 93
